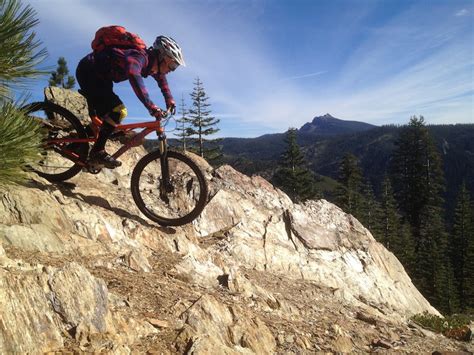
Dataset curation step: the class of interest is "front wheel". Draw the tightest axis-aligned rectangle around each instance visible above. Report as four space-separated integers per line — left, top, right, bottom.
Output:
131 150 208 226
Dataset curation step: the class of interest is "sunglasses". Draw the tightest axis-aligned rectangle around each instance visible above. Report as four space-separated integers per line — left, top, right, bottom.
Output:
168 61 179 71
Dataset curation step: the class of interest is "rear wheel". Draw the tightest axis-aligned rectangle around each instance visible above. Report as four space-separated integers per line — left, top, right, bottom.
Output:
131 150 208 226
23 101 89 182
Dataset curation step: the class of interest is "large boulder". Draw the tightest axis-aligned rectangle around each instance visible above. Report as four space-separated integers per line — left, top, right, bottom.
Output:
0 253 156 353
191 165 439 318
44 86 90 124
176 295 276 354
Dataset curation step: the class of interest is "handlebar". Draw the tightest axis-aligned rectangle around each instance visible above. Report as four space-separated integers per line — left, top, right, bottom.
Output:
161 108 172 119
153 107 172 121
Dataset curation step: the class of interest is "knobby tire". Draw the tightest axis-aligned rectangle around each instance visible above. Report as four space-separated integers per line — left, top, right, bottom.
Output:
131 150 208 226
23 101 88 182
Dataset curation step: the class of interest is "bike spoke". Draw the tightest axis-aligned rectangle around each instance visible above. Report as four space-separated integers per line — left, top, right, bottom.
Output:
23 102 89 181
136 157 203 220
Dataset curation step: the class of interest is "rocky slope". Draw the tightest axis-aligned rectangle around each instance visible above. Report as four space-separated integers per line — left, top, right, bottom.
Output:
1 144 473 353
0 88 472 353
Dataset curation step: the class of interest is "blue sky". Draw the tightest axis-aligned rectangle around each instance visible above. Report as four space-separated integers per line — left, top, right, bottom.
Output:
24 0 473 138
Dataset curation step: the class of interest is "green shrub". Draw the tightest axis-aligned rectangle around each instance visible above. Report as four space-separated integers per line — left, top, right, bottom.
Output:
0 0 47 184
411 312 472 341
0 100 43 184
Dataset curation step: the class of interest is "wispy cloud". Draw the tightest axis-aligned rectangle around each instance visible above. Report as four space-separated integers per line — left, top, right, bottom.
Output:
281 71 327 81
313 37 473 125
455 9 469 16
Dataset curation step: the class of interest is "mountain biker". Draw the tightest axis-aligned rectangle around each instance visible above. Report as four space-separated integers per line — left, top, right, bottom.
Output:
76 35 185 168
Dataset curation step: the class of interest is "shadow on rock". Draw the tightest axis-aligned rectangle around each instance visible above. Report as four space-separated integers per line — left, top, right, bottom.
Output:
75 192 156 227
22 178 77 192
23 177 180 234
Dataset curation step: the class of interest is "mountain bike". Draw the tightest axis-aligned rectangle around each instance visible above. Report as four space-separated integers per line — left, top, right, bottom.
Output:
23 101 208 227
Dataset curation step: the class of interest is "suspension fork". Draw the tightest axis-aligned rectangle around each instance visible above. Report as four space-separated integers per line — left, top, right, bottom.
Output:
158 133 173 194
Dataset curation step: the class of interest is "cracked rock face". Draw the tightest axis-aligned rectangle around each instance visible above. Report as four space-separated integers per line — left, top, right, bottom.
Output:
176 295 276 354
0 89 444 352
0 258 156 353
191 165 438 318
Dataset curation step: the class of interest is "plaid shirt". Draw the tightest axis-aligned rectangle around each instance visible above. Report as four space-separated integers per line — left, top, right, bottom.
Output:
94 48 174 112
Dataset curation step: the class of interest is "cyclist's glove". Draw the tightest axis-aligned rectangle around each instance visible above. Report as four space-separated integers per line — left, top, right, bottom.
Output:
149 105 164 119
166 99 176 115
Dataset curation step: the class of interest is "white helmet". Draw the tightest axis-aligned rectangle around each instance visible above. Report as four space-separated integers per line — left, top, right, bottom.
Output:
153 35 186 67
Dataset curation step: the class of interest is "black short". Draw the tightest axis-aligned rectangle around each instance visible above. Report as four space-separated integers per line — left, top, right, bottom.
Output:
76 53 123 119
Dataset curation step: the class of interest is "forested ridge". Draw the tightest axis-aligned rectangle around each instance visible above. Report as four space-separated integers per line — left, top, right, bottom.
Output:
241 117 474 315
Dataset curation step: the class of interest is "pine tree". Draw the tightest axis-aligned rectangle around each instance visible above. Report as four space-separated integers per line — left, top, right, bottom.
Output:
175 94 192 152
380 176 415 269
359 181 383 238
272 128 317 202
390 116 451 312
0 0 46 184
187 77 221 161
336 153 363 216
450 182 473 312
48 56 75 89
391 116 445 235
465 194 474 312
418 201 456 313
380 176 399 249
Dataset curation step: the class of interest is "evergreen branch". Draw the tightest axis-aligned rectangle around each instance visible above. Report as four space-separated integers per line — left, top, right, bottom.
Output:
0 100 44 184
0 0 48 99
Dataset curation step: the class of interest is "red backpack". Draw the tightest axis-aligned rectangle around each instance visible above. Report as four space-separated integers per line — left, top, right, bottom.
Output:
91 25 146 53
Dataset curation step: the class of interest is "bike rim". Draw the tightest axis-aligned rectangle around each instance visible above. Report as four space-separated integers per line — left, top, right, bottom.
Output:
135 155 205 222
25 104 87 176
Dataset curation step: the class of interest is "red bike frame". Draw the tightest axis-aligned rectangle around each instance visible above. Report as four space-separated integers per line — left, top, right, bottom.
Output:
47 114 166 166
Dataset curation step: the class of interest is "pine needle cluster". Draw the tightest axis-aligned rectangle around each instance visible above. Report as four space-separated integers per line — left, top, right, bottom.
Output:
0 0 47 99
0 0 47 184
0 101 43 184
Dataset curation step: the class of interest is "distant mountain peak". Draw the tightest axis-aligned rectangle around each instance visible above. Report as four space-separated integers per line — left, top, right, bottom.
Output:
299 114 375 136
313 113 337 121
